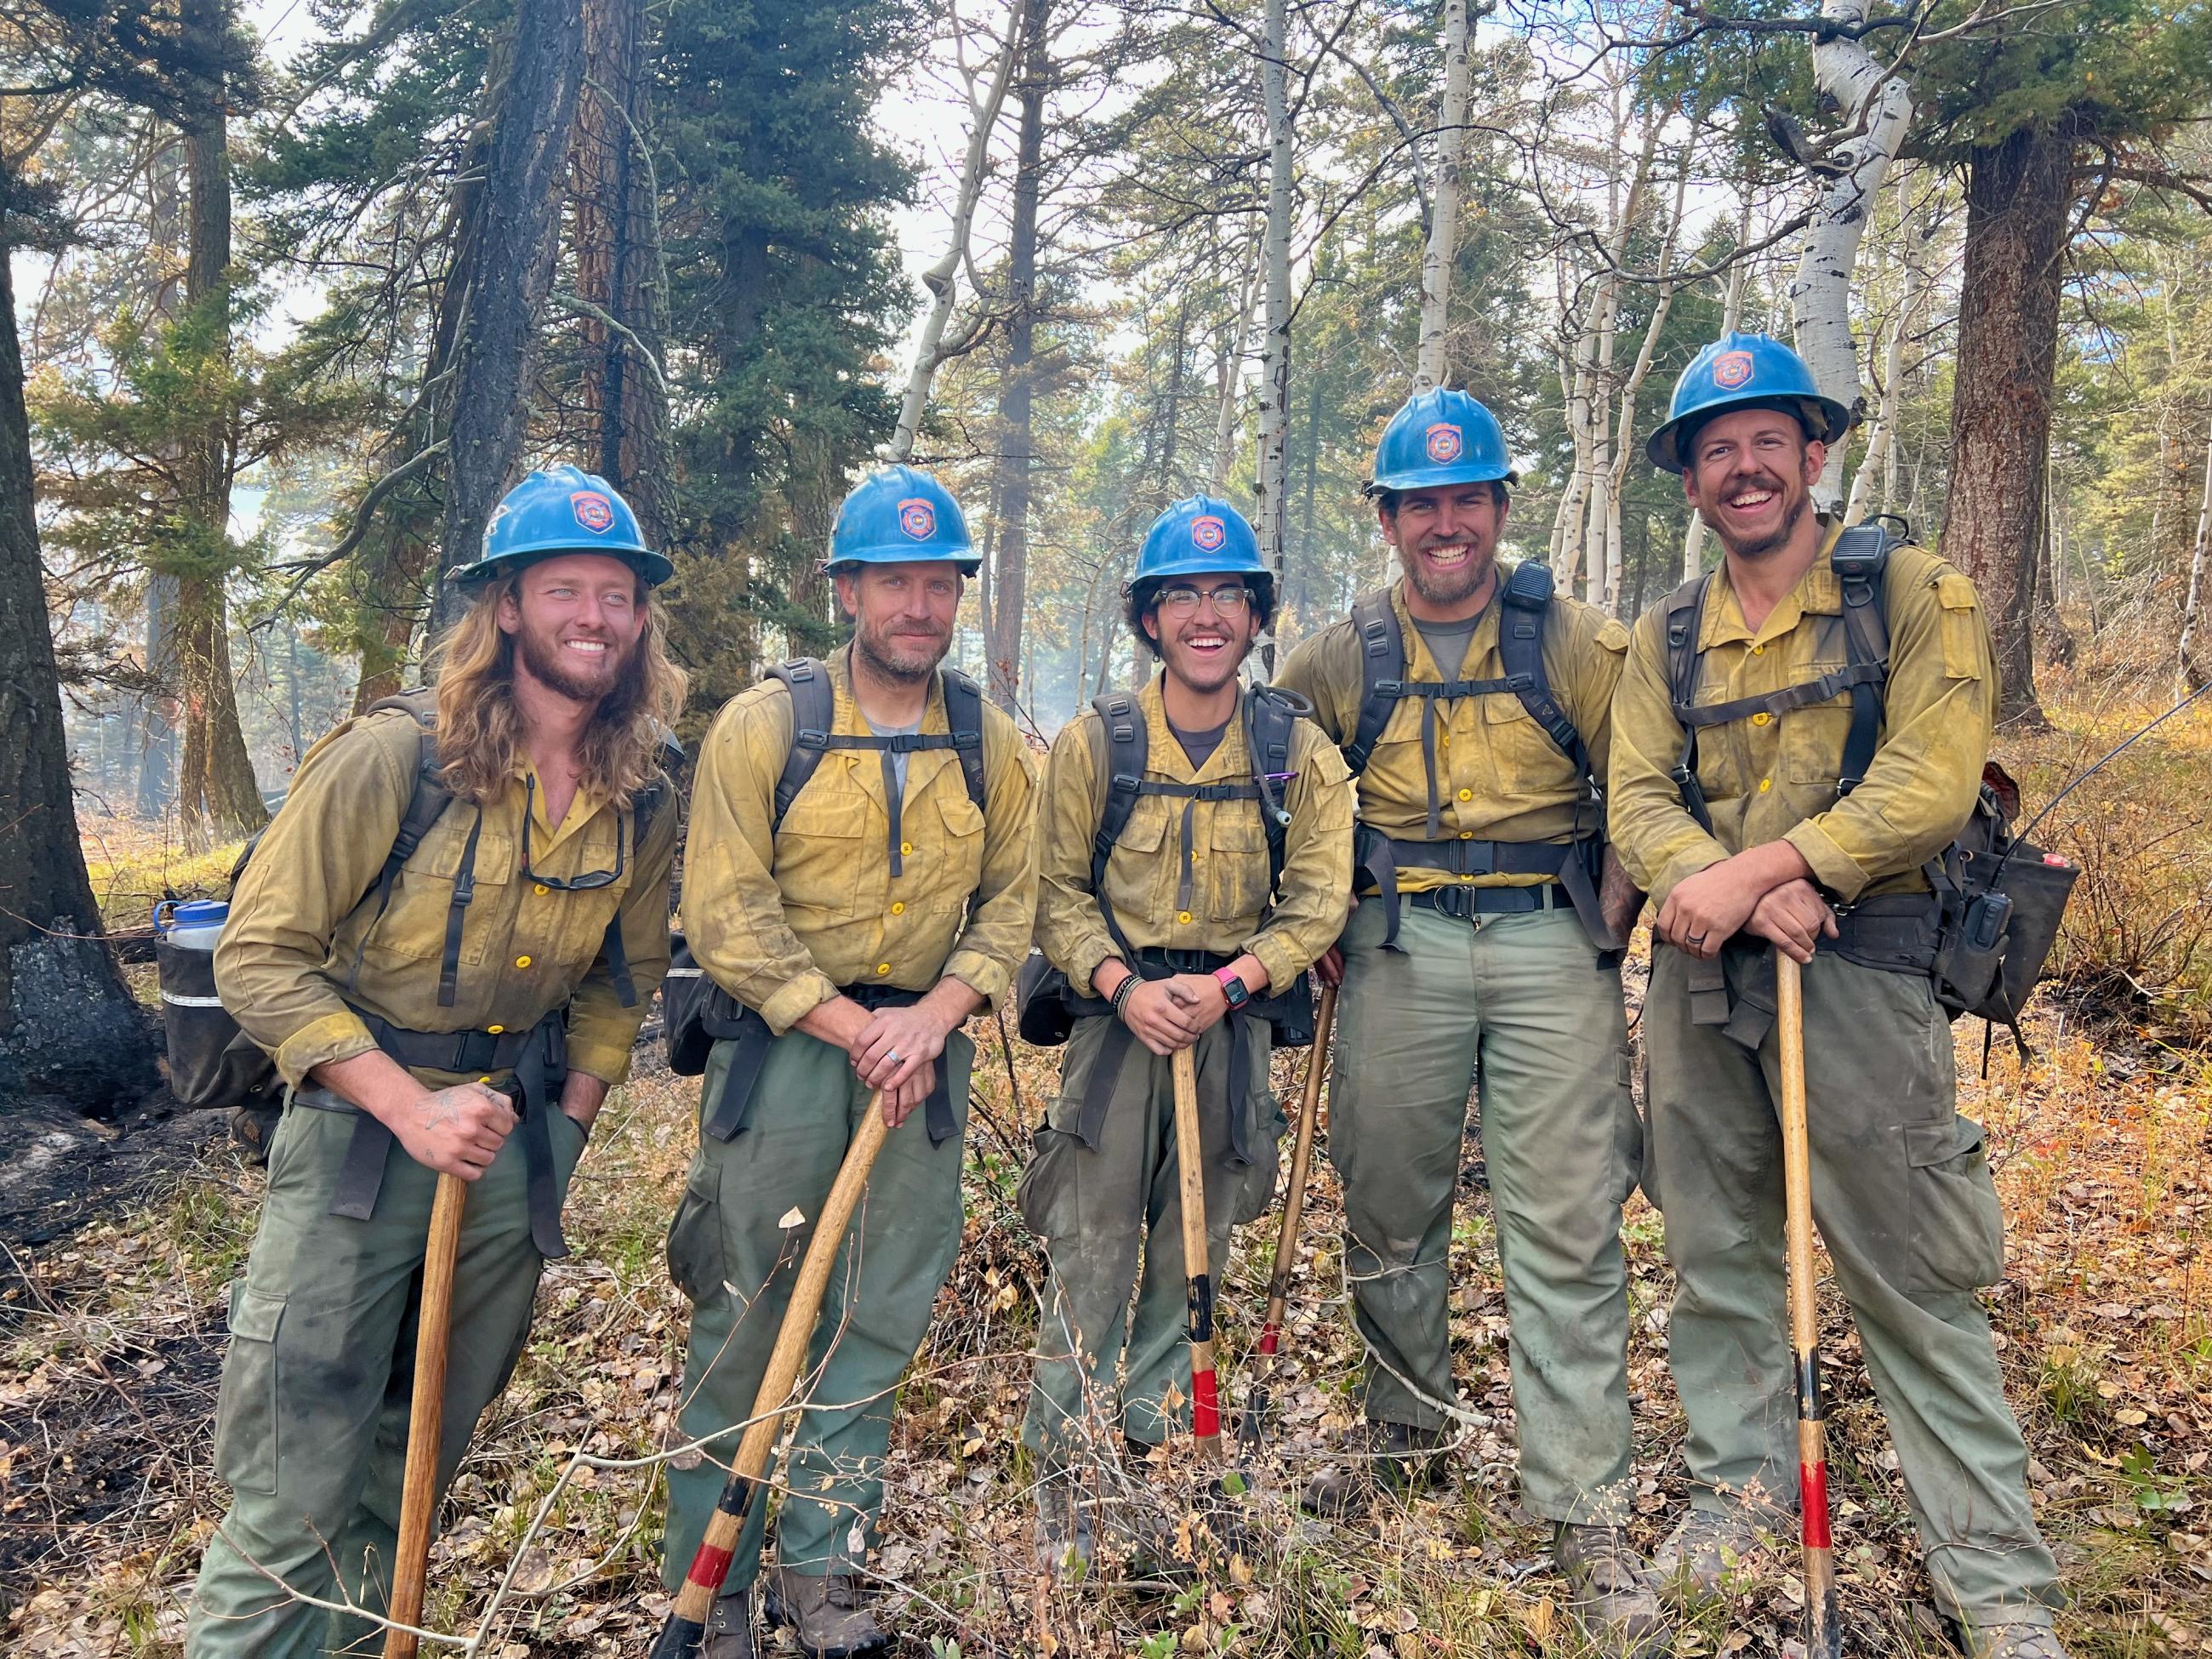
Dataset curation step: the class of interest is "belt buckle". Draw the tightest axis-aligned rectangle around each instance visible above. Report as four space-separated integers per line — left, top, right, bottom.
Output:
451 1029 493 1073
1432 885 1474 922
1452 840 1496 878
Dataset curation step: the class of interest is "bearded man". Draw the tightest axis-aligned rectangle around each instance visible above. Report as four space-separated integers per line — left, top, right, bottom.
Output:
190 466 685 1655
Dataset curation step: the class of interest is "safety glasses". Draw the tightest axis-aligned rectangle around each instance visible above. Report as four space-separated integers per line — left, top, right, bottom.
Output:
522 775 625 891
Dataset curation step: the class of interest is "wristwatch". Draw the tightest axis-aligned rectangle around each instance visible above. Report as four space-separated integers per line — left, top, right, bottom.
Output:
1213 967 1251 1011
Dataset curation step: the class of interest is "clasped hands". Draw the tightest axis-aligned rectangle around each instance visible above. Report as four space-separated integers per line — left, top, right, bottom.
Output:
1654 841 1838 965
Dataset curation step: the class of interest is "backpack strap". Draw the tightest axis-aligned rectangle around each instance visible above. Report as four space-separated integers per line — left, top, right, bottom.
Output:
1242 684 1303 898
1343 590 1405 776
938 665 990 814
593 766 676 1012
349 693 470 1004
766 658 837 828
1828 522 1893 798
1662 573 1719 833
1090 692 1149 961
1497 562 1593 793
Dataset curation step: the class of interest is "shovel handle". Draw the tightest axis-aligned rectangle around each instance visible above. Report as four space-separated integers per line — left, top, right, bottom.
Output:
653 1093 893 1657
1777 953 1842 1659
384 1170 468 1659
1257 984 1336 1359
1170 1046 1220 1462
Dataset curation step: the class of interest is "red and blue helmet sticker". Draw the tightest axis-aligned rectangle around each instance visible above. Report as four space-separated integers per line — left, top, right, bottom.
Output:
571 491 617 533
1425 423 1463 463
1190 514 1227 551
898 498 938 540
1712 350 1755 391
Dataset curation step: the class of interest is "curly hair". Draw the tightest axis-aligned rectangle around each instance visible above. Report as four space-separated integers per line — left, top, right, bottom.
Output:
1123 573 1279 650
425 572 687 808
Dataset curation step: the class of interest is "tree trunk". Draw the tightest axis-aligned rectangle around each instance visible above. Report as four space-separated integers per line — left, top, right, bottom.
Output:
1211 236 1261 491
1411 0 1470 391
2179 413 2212 695
1253 0 1294 658
173 0 265 852
436 0 588 625
574 0 670 547
1940 120 2078 728
0 188 155 1109
1845 169 1924 526
986 0 1051 711
1684 192 1752 580
1788 0 1913 511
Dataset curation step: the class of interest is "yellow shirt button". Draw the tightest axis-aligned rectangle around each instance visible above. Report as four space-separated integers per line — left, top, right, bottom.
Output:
1459 831 1474 841
1177 909 1193 924
876 962 891 976
514 955 532 968
533 882 550 896
900 841 914 856
1758 778 1772 794
1751 643 1765 655
890 901 905 915
487 1023 504 1035
1457 788 1473 801
1752 711 1770 727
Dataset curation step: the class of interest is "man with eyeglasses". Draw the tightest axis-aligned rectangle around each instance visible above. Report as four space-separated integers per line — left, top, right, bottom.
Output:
189 466 685 1655
1276 391 1663 1654
1018 495 1352 1570
662 466 1037 1659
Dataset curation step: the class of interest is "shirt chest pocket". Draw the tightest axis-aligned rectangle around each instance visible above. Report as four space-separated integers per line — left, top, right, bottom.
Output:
1781 662 1858 786
1360 699 1446 828
1204 803 1274 921
1104 801 1174 917
1481 691 1559 797
915 784 989 914
361 815 513 973
544 824 636 967
777 791 871 923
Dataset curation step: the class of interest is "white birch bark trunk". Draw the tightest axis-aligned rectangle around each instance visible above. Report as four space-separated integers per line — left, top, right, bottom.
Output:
1844 171 1925 526
1683 196 1754 580
1600 162 1692 613
1213 236 1263 491
1411 0 1472 393
2180 415 2212 694
1787 0 1913 511
886 3 1025 463
1253 0 1294 597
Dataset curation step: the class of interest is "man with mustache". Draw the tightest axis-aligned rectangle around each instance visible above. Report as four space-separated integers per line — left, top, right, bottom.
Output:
1277 391 1662 1653
1609 334 2066 1658
1017 498 1352 1565
190 466 685 1654
663 466 1037 1658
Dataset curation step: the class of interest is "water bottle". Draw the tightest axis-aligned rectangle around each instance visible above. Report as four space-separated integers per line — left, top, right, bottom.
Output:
153 898 230 952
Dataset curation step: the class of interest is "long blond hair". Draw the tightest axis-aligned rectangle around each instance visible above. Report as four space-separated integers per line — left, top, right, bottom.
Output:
427 572 688 808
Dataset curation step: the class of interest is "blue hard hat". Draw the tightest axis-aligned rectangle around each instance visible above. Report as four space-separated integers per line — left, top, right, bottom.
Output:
1646 332 1852 474
1130 495 1269 592
448 465 672 590
1371 388 1519 493
826 465 979 573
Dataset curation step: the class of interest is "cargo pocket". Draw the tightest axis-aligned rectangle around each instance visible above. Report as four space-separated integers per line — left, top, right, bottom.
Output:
665 1158 728 1306
1607 1047 1645 1206
213 1281 285 1497
1230 1088 1289 1225
1905 1115 2004 1295
1018 1120 1086 1242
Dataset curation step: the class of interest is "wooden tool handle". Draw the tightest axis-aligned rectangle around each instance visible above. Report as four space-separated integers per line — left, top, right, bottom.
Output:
1259 984 1336 1354
657 1095 894 1650
1170 1046 1220 1460
384 1171 468 1659
1776 953 1842 1659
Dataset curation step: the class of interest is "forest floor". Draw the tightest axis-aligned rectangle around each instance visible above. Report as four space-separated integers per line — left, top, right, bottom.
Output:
3 691 2209 1658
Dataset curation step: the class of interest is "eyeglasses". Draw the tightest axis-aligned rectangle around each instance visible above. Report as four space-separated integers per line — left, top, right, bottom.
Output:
1155 584 1255 616
522 775 625 891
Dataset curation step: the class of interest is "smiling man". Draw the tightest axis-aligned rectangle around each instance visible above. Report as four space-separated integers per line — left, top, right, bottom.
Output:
1610 334 2066 1657
189 466 684 1656
1017 497 1351 1568
1275 391 1660 1654
663 465 1036 1659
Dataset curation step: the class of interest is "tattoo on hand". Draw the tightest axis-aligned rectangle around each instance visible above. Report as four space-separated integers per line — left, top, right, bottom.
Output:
420 1087 465 1132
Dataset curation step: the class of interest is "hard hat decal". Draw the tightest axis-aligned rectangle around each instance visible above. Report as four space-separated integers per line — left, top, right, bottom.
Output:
1712 351 1755 391
1190 515 1227 552
571 491 617 533
1425 423 1463 463
898 498 938 540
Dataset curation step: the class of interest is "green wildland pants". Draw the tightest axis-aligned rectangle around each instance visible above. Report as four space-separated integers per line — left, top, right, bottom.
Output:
661 1028 972 1604
188 1091 587 1658
1018 1013 1285 1458
1331 898 1643 1524
1644 943 2062 1626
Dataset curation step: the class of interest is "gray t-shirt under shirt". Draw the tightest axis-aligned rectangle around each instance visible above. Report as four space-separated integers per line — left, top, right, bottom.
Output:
1170 718 1231 772
865 713 921 797
1411 616 1479 678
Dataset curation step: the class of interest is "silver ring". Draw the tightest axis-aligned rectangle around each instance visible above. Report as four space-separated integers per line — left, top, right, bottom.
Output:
886 1050 901 1066
1686 932 1707 945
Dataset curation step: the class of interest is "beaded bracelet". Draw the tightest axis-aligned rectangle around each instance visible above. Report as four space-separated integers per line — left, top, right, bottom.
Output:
1110 972 1140 1021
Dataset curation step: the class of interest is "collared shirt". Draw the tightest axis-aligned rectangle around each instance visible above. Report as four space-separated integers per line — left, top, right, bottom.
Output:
1608 526 1997 909
215 708 679 1090
1275 576 1628 888
684 650 1039 1034
1035 674 1355 997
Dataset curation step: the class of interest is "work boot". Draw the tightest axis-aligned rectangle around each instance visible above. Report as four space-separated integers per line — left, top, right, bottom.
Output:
1555 1522 1671 1656
761 1569 888 1658
1961 1621 2071 1659
701 1588 756 1659
1299 1421 1448 1516
1652 1507 1775 1611
1035 1469 1095 1579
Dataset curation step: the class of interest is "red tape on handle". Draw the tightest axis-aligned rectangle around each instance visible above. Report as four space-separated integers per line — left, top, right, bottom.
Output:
1799 1462 1833 1550
1192 1368 1220 1440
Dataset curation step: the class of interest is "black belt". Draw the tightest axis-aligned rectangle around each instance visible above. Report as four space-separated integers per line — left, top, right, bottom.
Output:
1680 892 1940 1049
324 1007 572 1259
1354 824 1605 949
1409 883 1574 921
701 983 958 1148
1067 949 1254 1167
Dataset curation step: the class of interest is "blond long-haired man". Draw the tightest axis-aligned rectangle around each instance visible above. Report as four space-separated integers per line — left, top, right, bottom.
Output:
188 466 686 1656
